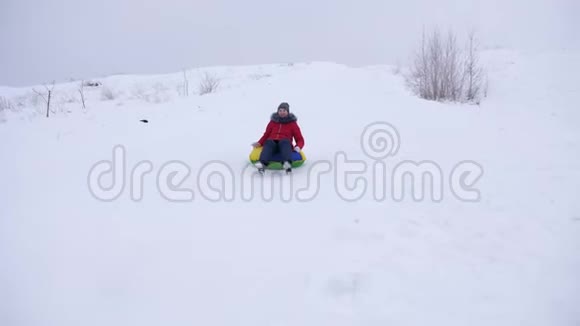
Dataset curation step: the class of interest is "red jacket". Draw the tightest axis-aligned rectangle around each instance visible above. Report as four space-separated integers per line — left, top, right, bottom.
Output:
258 113 305 148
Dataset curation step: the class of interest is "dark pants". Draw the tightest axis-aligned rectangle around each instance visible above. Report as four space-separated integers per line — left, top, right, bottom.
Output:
260 139 292 166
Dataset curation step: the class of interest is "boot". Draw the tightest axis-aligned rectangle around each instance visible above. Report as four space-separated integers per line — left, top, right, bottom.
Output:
283 161 292 174
255 161 265 174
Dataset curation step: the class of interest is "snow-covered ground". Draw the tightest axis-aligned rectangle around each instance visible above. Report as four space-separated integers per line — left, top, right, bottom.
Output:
1 49 579 326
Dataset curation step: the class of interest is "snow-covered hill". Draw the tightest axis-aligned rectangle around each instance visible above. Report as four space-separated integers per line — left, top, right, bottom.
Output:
1 49 579 326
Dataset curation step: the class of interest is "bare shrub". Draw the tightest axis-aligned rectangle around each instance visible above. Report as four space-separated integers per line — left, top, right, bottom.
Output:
12 91 43 115
0 96 14 122
10 94 28 110
406 28 486 104
0 96 14 112
198 72 220 95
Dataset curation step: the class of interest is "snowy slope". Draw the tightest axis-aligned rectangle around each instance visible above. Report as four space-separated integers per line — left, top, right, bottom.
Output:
1 50 579 326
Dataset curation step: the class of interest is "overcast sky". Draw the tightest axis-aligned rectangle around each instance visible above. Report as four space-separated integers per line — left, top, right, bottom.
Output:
0 0 577 86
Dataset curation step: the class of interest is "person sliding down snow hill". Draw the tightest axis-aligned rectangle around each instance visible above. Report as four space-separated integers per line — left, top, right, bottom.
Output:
252 102 305 173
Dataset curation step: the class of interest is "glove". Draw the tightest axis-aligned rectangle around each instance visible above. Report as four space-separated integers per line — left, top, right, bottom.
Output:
294 146 301 152
252 142 261 148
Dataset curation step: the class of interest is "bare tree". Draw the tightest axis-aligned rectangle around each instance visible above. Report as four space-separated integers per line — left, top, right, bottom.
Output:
198 72 220 95
78 80 87 111
406 28 486 104
32 81 55 117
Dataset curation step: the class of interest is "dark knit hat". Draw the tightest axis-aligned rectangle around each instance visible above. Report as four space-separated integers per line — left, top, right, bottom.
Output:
277 102 290 112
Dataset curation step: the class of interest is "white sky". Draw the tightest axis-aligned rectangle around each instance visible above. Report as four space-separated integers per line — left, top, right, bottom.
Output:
0 0 577 86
